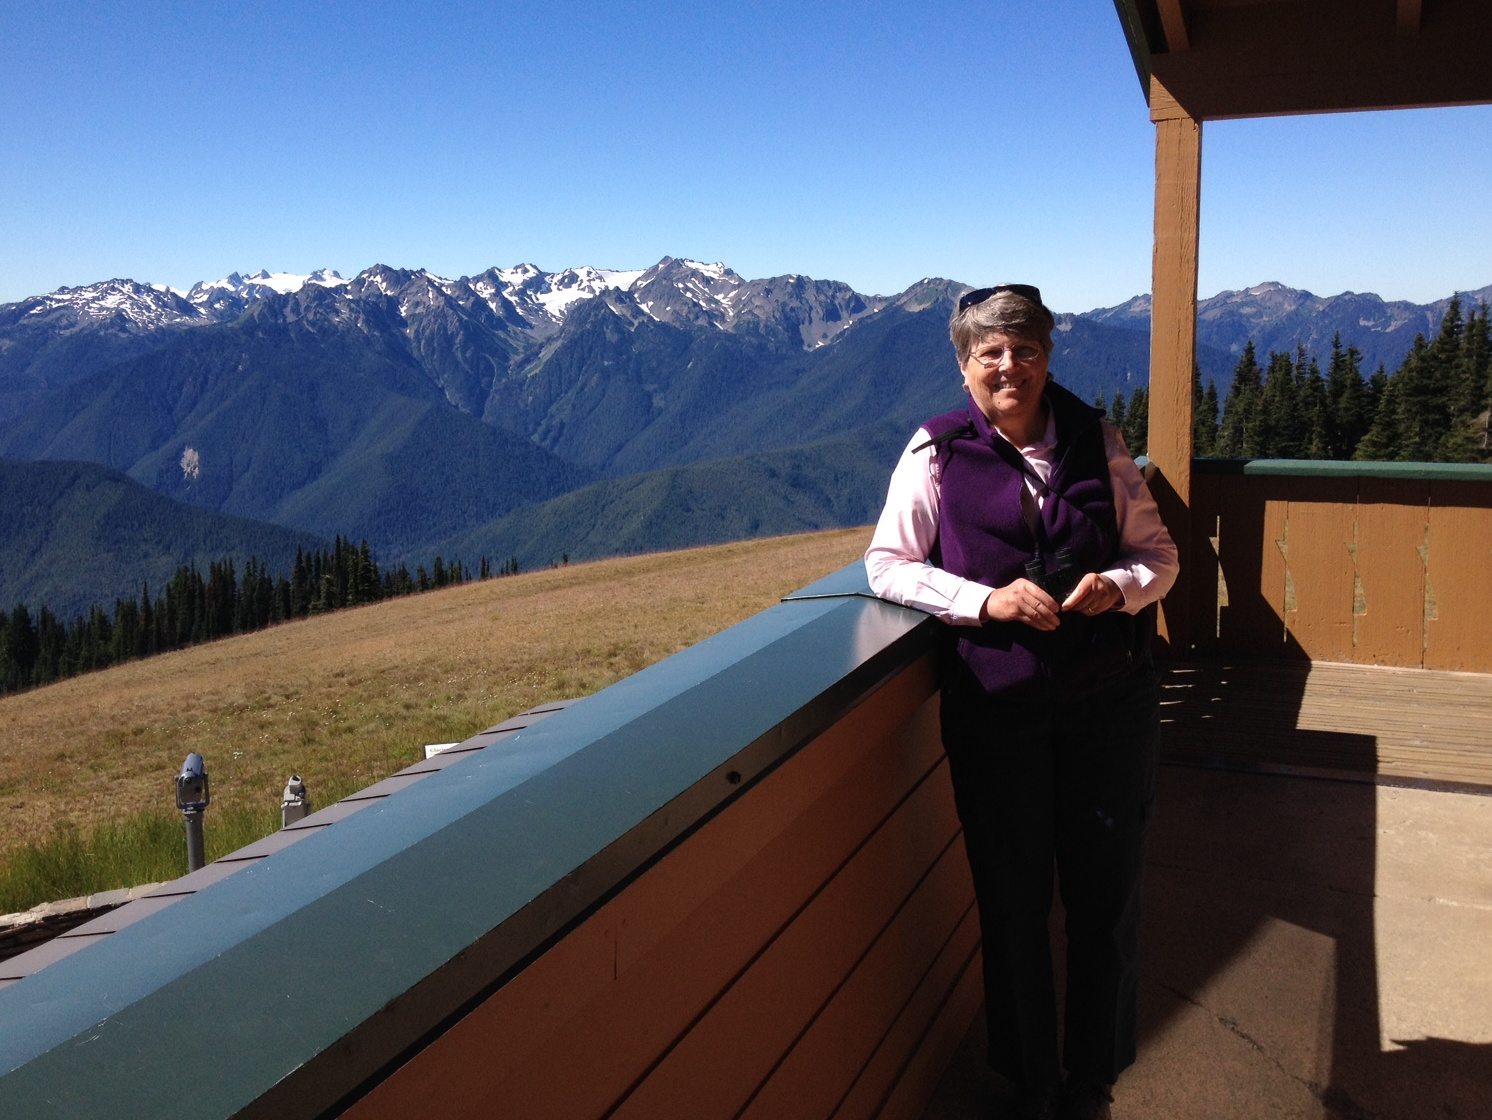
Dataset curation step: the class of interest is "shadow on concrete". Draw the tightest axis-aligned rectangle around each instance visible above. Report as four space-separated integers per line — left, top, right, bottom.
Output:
925 629 1491 1118
1137 619 1488 1120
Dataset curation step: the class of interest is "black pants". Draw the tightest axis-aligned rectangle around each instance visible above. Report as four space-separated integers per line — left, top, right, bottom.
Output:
941 665 1159 1092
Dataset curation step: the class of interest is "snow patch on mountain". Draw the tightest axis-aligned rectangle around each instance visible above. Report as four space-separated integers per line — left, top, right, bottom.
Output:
20 279 206 331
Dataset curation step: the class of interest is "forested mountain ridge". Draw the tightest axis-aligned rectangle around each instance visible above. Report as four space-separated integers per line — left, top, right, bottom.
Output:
1085 280 1492 382
1101 296 1491 464
0 301 595 556
3 261 1486 593
0 457 326 618
0 267 1167 548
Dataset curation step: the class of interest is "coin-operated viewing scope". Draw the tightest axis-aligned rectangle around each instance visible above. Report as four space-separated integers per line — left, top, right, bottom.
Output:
176 753 210 872
281 774 310 828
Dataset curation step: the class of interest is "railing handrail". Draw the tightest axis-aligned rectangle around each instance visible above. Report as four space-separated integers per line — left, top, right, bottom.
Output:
1193 458 1492 482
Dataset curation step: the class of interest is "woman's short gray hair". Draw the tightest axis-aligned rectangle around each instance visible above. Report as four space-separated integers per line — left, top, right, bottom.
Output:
949 287 1056 364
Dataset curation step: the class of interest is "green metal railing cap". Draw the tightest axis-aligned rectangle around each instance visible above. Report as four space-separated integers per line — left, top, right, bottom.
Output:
1194 458 1492 482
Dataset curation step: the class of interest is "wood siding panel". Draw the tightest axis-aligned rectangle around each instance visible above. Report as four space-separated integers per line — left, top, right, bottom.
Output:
608 758 964 1119
1216 476 1291 654
346 664 944 1120
1280 479 1358 661
738 846 975 1120
1425 485 1492 672
836 928 984 1120
1356 479 1430 667
612 657 940 976
1188 468 1222 653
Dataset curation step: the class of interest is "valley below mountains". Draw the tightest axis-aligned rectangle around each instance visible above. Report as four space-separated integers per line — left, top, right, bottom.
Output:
2 257 1486 616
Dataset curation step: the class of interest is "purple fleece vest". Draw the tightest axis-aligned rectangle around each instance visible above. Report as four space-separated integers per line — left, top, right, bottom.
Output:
924 381 1149 699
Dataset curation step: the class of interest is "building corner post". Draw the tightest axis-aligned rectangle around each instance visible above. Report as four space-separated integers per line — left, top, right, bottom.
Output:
1148 74 1201 654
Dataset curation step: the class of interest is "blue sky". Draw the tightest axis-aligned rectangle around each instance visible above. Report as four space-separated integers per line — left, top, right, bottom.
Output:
2 0 1488 311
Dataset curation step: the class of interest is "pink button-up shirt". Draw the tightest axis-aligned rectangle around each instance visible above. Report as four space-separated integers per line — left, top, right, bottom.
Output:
865 412 1179 625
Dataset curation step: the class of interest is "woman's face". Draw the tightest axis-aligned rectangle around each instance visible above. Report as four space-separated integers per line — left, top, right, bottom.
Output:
960 331 1050 437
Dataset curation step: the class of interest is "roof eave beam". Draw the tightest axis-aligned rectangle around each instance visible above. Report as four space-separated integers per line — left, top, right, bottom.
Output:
1157 0 1191 51
1398 0 1423 36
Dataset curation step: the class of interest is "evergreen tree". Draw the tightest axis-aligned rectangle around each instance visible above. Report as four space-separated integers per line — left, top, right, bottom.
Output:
3 604 37 692
1217 342 1263 457
1121 386 1148 456
34 608 66 686
1440 301 1492 462
1356 305 1468 461
1193 365 1219 457
291 547 310 617
1253 349 1306 458
1298 352 1330 459
1355 361 1408 461
138 584 157 658
1325 334 1369 458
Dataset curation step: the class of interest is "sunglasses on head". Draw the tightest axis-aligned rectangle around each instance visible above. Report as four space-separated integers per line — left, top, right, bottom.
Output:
957 283 1044 313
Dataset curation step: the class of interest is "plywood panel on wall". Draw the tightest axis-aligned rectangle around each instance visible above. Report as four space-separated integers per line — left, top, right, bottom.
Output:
1425 483 1492 672
833 919 983 1120
737 851 976 1120
1356 479 1430 667
1280 478 1358 661
609 761 964 1119
1188 469 1222 653
1216 476 1291 654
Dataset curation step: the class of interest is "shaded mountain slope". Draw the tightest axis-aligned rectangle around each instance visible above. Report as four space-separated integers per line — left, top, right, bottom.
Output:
425 420 913 571
0 293 589 555
0 458 326 618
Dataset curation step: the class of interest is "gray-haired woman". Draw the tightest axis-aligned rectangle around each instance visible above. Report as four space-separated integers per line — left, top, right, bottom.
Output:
866 284 1178 1120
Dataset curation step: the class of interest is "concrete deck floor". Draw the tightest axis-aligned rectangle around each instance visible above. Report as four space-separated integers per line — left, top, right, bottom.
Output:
922 764 1492 1120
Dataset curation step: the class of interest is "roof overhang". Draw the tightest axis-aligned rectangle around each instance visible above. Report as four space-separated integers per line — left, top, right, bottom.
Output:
1113 0 1492 120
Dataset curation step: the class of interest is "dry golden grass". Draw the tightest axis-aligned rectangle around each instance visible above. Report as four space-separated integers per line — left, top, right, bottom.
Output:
0 528 872 864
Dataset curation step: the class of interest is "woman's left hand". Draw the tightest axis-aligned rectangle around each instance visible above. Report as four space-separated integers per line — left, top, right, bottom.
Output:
1060 573 1123 616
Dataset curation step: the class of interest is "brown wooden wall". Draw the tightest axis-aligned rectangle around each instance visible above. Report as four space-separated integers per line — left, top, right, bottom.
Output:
1188 471 1492 671
344 653 979 1120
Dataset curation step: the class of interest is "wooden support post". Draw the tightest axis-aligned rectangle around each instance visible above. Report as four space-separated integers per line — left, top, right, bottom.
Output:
1149 76 1201 654
1397 0 1422 37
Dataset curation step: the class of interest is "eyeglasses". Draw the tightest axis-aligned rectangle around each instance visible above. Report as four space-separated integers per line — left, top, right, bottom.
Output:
969 343 1044 368
957 283 1044 313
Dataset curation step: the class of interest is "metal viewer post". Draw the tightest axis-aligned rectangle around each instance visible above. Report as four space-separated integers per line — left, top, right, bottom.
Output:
281 774 310 828
175 752 210 872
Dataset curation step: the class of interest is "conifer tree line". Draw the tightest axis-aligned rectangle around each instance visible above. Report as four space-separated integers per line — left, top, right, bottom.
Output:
0 538 522 697
1099 297 1491 462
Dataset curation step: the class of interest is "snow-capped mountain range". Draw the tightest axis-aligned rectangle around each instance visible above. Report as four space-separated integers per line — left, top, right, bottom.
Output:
11 258 876 345
5 261 1484 425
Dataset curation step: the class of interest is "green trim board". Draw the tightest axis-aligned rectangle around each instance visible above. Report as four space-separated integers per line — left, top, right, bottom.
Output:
1109 0 1157 93
1194 458 1492 482
0 564 939 1120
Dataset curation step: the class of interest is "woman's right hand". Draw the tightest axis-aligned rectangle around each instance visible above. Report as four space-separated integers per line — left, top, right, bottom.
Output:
981 579 1061 631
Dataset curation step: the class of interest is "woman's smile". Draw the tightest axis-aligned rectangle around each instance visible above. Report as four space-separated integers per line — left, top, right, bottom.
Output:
960 330 1050 442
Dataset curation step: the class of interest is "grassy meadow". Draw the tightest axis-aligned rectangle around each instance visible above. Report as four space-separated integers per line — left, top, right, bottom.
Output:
0 528 873 912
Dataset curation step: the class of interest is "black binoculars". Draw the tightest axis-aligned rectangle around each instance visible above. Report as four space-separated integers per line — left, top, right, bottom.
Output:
1024 548 1083 605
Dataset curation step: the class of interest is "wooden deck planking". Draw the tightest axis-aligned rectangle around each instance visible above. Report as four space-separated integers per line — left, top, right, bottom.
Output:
1159 660 1492 788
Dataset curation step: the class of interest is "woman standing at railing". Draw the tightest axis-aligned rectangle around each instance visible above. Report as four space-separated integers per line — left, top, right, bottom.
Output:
865 284 1178 1120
